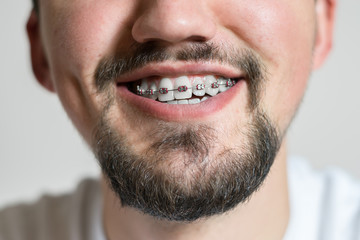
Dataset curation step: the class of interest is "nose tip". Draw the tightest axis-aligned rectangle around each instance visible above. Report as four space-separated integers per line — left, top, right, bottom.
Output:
131 1 217 44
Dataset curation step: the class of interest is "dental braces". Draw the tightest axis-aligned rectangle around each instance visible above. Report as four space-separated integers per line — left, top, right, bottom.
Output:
136 79 236 96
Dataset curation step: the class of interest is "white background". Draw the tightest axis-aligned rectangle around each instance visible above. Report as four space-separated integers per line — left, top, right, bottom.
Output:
0 1 359 208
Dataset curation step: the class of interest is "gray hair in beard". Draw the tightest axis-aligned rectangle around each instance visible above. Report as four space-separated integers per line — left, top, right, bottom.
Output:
92 42 280 221
93 107 279 221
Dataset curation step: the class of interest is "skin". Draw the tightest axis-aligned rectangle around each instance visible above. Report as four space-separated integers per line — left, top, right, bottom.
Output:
27 0 336 239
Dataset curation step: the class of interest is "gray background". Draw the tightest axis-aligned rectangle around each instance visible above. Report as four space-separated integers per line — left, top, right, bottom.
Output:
0 1 359 208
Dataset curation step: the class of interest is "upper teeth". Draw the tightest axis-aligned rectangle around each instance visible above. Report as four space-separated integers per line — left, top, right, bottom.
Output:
135 75 236 103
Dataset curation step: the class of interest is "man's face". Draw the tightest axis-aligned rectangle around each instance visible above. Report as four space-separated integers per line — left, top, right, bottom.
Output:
31 0 333 221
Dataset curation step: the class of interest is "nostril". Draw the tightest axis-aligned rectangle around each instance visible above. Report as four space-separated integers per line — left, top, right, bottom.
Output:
187 36 208 42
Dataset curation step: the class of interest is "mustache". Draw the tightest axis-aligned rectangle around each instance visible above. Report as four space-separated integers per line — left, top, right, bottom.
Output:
94 42 266 108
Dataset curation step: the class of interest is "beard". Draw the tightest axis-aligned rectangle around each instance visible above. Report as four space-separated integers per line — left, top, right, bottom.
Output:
92 42 281 222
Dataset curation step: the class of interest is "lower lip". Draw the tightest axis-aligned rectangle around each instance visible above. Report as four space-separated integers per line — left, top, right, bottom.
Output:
116 80 246 121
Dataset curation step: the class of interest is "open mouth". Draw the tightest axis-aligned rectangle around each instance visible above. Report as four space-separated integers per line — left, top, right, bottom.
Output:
122 75 243 105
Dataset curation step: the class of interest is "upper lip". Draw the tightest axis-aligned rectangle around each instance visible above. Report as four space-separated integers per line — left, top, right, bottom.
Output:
115 61 244 84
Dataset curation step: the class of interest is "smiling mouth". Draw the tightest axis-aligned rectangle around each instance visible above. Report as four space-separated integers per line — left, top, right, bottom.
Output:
123 75 243 105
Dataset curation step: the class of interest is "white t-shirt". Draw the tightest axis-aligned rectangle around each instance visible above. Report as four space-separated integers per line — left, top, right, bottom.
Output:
1 157 359 240
284 157 360 240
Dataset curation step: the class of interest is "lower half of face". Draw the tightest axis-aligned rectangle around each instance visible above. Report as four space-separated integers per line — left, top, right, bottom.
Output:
50 34 312 223
86 44 298 221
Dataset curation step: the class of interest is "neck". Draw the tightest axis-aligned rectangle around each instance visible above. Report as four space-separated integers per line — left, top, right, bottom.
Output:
102 142 289 240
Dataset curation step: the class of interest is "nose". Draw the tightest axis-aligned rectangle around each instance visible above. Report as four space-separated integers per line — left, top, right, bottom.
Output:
132 0 217 44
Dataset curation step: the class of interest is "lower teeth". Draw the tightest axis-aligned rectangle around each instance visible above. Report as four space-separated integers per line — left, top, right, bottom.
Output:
167 96 208 105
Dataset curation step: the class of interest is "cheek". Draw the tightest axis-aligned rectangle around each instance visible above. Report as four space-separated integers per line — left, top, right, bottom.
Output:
216 0 315 128
262 2 315 128
40 0 135 142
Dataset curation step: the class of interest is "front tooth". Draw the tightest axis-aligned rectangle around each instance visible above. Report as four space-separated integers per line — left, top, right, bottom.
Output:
158 78 174 102
174 76 192 100
177 100 189 104
205 75 219 96
147 82 158 100
189 98 201 104
167 100 177 104
192 77 205 96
